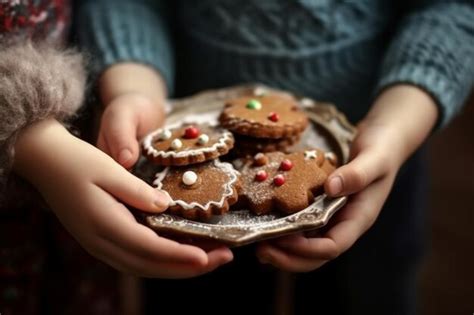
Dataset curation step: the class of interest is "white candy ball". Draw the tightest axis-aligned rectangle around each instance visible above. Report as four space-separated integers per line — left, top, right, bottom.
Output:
158 129 172 140
197 134 209 145
182 171 198 186
171 139 182 150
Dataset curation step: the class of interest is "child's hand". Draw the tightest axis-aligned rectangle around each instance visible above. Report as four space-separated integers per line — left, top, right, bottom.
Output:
14 119 233 278
256 85 439 272
97 63 168 169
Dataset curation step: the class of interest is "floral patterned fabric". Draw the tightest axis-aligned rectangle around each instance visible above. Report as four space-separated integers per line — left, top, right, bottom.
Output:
0 1 119 314
0 0 68 44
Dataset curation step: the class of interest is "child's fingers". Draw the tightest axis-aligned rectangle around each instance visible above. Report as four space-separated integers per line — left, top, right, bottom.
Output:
97 163 170 213
267 233 339 260
96 132 112 156
323 176 391 253
256 243 328 272
88 193 232 277
257 176 393 271
102 105 140 169
325 149 388 197
190 246 234 274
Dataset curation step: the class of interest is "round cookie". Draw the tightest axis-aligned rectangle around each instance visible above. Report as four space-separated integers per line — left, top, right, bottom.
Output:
142 123 234 166
233 133 301 156
238 150 338 215
219 93 308 139
153 160 240 221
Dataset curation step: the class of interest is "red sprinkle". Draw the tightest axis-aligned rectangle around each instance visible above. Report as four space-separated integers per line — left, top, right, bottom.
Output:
255 170 268 182
184 126 200 139
268 112 279 122
280 159 293 171
273 174 285 186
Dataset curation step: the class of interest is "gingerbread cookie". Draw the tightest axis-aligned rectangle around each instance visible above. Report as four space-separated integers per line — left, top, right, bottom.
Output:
238 150 338 215
153 159 240 220
219 93 308 139
233 133 301 155
142 123 234 165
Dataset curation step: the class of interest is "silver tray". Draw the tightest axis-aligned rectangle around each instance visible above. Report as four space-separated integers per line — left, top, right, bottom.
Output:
134 84 356 247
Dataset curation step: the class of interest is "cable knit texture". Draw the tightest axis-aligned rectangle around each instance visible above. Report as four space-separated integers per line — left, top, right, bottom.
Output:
77 0 474 128
0 42 86 191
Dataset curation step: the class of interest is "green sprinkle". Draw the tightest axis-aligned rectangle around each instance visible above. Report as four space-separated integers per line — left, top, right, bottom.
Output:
246 99 262 110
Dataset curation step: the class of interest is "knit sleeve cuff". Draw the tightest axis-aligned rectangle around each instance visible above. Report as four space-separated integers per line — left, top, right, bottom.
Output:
375 2 474 129
76 0 175 94
0 42 85 193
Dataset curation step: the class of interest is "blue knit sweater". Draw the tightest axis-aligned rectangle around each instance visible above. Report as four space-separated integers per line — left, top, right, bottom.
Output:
76 0 474 127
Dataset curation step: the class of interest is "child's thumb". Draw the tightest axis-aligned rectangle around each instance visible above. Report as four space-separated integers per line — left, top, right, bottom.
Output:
325 151 384 197
99 166 171 213
102 106 140 169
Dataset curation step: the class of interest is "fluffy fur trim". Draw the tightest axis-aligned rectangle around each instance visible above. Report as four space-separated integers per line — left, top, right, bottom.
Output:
0 42 86 191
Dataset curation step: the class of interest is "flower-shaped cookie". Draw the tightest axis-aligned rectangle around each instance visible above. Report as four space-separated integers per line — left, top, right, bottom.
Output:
153 160 240 220
142 123 234 165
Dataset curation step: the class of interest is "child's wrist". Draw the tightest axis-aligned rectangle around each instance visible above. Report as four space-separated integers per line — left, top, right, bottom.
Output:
364 84 438 163
99 62 167 107
13 118 72 185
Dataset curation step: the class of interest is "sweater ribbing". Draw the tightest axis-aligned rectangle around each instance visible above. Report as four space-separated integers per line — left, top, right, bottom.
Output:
77 0 474 128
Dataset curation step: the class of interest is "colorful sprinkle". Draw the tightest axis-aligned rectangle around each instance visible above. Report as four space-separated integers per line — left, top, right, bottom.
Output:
184 126 200 139
280 159 293 171
182 171 198 186
268 112 279 122
255 170 268 182
253 153 268 166
170 139 183 150
273 174 285 186
158 129 172 140
197 134 209 145
246 99 262 110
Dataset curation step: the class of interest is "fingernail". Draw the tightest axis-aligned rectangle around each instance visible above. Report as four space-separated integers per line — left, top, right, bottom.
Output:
154 190 171 209
118 149 132 165
328 176 343 195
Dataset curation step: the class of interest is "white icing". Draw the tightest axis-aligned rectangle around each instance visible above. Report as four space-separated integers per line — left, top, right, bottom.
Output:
170 139 182 150
153 160 240 211
304 150 318 160
325 152 336 161
142 125 232 158
253 87 267 97
182 171 198 185
300 98 315 107
158 129 172 140
197 134 209 145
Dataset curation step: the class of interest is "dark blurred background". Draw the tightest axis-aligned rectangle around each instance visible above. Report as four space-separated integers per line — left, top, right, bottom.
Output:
419 94 474 315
